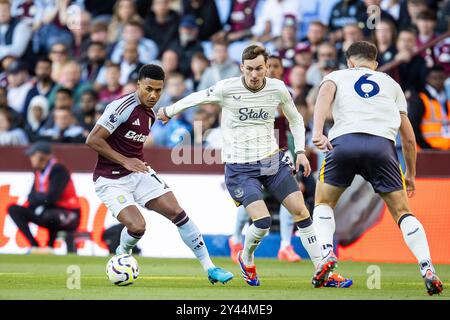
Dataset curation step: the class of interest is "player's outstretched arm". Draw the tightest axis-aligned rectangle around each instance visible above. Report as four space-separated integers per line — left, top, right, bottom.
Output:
312 81 336 151
158 86 223 124
399 113 417 197
86 125 149 173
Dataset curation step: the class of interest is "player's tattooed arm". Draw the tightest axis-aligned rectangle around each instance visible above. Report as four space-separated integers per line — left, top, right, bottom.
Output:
399 113 417 198
312 80 336 151
86 125 149 173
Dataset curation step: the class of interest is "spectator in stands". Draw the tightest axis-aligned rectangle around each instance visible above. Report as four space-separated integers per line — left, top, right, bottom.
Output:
293 43 314 69
69 9 92 59
31 0 74 57
251 0 301 43
211 0 258 43
273 15 299 70
107 0 142 44
0 0 33 61
0 54 15 87
118 40 145 84
306 42 343 87
38 107 85 143
48 42 71 83
409 65 450 150
187 52 209 92
169 15 204 78
160 49 181 75
0 108 28 145
381 0 404 22
399 0 429 30
24 95 49 142
121 80 137 95
362 0 396 36
110 18 159 65
337 23 364 65
6 60 32 114
22 56 55 120
328 0 367 43
415 10 439 68
98 61 122 105
374 18 398 67
79 21 110 60
54 87 74 111
288 64 313 101
197 40 240 90
8 141 81 253
75 89 98 133
144 0 180 57
152 72 194 147
157 72 192 110
193 103 221 148
182 0 222 41
0 86 21 128
297 21 327 59
48 61 92 110
391 28 427 94
79 41 107 83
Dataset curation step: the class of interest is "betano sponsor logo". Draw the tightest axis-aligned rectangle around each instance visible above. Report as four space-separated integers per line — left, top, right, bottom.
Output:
124 130 147 142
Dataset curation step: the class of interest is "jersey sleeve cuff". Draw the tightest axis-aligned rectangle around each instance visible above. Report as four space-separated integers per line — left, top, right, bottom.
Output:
98 121 115 134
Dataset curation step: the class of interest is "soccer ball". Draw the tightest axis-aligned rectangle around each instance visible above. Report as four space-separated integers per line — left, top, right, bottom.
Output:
106 254 139 286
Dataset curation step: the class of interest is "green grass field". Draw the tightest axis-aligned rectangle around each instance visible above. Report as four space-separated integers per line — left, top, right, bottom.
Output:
0 254 448 300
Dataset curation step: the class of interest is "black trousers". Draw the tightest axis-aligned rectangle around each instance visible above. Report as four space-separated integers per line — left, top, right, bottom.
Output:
8 205 80 248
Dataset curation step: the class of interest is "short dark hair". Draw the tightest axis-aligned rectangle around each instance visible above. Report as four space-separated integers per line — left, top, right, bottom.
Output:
81 89 98 100
36 56 52 65
56 87 73 97
345 41 378 61
138 64 165 81
416 10 437 21
242 45 269 64
268 55 282 63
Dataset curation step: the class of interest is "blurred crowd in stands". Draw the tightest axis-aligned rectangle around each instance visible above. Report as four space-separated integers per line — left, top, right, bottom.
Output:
0 0 449 151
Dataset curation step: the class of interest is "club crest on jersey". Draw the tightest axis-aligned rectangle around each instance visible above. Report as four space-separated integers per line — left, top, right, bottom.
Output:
238 107 269 121
234 187 244 199
109 113 119 123
124 130 147 142
206 86 215 97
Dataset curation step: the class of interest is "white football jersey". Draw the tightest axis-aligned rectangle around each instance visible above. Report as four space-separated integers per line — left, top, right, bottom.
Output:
321 67 408 142
164 77 306 163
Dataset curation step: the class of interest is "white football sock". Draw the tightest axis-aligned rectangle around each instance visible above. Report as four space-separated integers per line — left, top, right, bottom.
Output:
296 217 322 269
399 214 433 277
243 223 269 265
117 227 142 254
177 218 215 271
232 205 249 244
312 204 336 267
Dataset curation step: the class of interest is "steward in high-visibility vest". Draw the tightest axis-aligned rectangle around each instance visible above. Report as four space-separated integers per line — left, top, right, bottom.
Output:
7 141 81 252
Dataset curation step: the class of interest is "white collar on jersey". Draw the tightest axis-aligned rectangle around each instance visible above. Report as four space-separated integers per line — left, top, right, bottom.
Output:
134 91 142 105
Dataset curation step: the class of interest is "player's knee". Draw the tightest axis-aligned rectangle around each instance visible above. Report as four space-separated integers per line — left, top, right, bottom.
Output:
253 216 272 229
127 221 146 236
290 204 310 221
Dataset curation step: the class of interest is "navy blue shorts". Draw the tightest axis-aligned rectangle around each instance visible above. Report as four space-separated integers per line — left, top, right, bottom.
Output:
225 152 299 207
319 133 405 193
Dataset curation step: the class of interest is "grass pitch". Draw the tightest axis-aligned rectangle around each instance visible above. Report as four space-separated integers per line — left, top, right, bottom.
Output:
0 254 448 300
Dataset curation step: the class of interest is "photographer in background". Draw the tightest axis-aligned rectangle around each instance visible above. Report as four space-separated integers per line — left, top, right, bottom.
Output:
306 42 344 87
